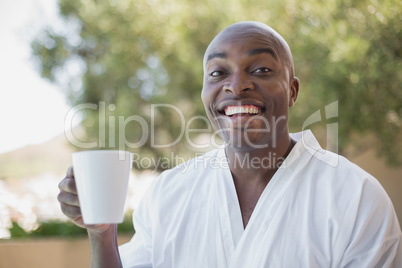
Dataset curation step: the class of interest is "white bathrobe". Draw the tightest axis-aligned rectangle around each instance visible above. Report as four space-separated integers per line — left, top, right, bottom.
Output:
119 130 402 267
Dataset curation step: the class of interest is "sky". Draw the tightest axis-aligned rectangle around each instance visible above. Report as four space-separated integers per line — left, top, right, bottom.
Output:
0 0 72 154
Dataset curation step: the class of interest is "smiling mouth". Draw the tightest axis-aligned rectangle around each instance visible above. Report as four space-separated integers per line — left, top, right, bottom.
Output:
223 105 262 117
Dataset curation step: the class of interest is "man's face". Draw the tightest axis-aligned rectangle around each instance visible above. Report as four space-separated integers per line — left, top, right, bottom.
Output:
201 31 298 151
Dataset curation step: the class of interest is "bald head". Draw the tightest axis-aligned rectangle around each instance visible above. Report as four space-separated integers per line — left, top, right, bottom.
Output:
204 21 295 79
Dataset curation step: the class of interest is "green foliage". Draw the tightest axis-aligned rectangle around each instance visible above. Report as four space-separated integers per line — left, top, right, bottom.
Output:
31 0 402 166
9 213 134 238
30 220 87 237
9 220 86 238
8 221 31 238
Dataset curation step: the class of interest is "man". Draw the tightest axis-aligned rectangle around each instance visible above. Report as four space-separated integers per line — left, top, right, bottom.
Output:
58 21 402 267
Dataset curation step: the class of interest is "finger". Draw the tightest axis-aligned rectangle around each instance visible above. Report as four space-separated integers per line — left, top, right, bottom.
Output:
58 177 77 194
57 191 80 206
66 166 74 178
59 203 82 220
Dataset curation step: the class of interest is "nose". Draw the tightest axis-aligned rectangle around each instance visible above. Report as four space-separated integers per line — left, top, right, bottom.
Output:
223 72 254 94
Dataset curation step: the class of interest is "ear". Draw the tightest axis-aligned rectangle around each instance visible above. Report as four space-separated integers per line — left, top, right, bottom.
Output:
288 77 299 107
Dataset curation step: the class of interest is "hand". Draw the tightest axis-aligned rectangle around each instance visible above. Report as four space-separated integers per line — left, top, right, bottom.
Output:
57 166 110 233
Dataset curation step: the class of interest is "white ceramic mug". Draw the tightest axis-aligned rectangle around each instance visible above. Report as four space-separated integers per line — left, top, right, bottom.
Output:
72 150 133 224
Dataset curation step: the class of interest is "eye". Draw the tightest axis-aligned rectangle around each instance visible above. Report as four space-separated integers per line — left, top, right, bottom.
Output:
252 67 272 74
210 70 225 77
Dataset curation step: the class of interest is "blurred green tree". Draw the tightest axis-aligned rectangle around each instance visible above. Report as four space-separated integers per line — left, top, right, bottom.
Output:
9 213 134 238
31 0 401 169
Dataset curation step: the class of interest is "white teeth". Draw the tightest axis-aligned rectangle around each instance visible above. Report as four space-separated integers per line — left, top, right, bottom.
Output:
225 105 261 116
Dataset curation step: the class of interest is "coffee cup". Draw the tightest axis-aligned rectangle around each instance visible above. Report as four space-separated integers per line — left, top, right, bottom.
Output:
72 150 133 224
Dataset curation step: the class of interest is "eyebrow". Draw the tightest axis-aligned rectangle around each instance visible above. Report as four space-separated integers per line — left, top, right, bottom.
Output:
206 48 278 63
206 52 227 62
248 48 278 60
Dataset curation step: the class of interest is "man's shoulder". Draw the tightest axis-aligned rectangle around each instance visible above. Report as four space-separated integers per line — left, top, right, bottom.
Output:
308 148 379 184
161 148 224 176
152 148 225 189
303 148 391 207
292 130 378 185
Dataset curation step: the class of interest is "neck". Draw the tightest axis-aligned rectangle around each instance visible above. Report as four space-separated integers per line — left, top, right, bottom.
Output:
225 133 295 184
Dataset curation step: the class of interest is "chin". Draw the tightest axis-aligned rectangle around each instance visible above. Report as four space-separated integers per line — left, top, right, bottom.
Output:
224 134 271 152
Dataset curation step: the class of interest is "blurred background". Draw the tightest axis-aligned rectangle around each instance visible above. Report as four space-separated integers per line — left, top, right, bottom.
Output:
0 0 401 267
